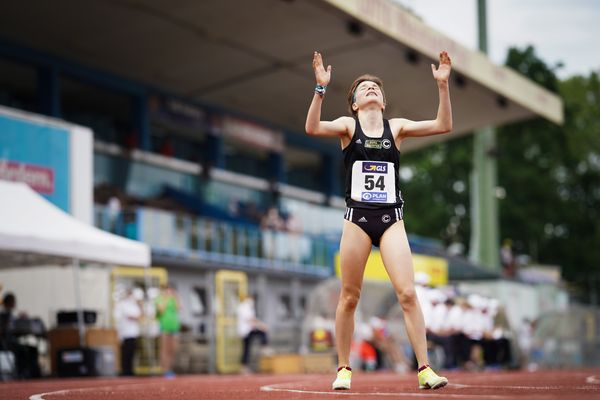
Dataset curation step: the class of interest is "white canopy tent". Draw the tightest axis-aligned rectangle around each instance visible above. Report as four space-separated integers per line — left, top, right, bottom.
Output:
0 180 151 344
0 180 150 267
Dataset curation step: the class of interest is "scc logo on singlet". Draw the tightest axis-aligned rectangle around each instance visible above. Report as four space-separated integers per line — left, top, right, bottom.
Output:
362 162 387 173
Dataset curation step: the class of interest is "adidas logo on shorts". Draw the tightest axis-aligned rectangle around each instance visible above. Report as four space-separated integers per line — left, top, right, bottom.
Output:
355 138 362 144
358 216 367 223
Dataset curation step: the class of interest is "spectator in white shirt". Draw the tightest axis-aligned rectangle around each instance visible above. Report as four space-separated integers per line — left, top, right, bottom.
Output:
446 297 474 368
428 295 458 369
483 300 513 369
237 295 269 373
464 295 495 369
114 288 142 376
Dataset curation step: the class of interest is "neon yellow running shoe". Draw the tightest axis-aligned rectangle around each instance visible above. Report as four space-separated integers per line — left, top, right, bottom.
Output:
417 365 448 390
332 366 352 390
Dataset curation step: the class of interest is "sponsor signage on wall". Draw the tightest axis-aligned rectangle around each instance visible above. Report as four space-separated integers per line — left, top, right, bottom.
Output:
0 160 55 194
335 250 448 286
0 113 70 213
218 116 284 153
148 94 207 133
148 94 284 152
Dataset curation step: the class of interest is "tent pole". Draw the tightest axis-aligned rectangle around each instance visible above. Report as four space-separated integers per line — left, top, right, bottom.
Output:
143 266 157 373
73 258 86 347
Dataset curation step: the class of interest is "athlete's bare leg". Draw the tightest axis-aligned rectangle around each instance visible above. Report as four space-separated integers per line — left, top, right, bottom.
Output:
160 333 169 372
335 220 372 367
379 220 429 368
166 334 175 372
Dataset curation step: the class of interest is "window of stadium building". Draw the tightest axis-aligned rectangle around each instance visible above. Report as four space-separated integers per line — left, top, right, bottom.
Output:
277 294 293 319
60 76 133 147
299 296 307 312
93 153 200 199
150 123 206 163
202 180 267 222
223 141 269 180
127 161 199 198
191 287 208 316
285 146 323 192
287 167 322 192
0 58 37 113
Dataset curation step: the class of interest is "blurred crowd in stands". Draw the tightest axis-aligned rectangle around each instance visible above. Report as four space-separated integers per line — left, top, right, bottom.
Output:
95 184 318 265
323 273 526 374
416 277 514 371
96 184 302 234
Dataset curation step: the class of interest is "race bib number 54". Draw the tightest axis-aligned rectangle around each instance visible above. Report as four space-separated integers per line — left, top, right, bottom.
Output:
350 161 396 203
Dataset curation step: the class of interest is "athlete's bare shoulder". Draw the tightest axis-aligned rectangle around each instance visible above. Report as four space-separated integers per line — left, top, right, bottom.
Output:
388 118 409 139
337 116 356 148
330 116 354 137
338 116 355 126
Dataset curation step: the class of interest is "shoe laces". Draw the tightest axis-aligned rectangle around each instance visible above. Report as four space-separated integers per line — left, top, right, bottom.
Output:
337 366 352 379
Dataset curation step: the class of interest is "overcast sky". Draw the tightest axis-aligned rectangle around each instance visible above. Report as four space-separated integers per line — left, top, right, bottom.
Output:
393 0 600 79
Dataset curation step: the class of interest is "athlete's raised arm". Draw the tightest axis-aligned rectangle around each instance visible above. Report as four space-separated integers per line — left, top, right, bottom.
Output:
391 51 453 139
305 51 353 138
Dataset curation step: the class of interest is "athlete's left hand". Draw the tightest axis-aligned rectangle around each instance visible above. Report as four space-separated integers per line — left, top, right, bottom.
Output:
431 51 451 83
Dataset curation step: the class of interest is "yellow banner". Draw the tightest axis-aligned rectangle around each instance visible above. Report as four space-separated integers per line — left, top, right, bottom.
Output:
334 251 448 286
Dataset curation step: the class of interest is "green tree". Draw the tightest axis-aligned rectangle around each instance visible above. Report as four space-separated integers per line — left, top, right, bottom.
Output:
402 45 600 302
551 71 600 302
497 46 563 262
499 46 600 302
401 135 472 251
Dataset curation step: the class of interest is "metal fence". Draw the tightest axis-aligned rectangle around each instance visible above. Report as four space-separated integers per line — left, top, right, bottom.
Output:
94 206 336 277
529 306 600 368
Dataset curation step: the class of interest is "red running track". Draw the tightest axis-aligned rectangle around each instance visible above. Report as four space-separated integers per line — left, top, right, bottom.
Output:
3 369 600 400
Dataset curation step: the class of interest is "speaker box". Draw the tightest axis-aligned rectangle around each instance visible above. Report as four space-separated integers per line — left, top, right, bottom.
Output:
56 347 96 377
56 346 117 377
56 310 97 326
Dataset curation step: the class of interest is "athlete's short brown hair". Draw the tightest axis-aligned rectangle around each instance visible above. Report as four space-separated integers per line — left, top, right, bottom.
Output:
347 74 386 116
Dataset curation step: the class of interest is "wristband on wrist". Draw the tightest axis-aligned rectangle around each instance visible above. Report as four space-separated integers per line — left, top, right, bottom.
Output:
315 84 327 97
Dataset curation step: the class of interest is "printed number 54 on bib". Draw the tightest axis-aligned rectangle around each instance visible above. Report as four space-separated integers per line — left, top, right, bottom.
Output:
350 161 395 204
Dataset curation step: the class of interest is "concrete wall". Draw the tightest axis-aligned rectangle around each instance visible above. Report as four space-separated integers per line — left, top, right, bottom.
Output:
167 267 319 349
458 280 569 329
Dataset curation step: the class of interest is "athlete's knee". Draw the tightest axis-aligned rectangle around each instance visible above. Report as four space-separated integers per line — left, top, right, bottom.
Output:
396 287 417 309
339 285 361 311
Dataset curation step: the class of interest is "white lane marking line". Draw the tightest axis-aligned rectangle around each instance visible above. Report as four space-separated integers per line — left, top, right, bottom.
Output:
29 382 152 400
30 389 71 400
260 383 508 398
451 383 599 391
586 375 600 384
30 388 100 400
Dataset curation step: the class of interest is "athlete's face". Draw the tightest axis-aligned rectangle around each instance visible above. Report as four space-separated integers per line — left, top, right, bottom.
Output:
352 81 385 112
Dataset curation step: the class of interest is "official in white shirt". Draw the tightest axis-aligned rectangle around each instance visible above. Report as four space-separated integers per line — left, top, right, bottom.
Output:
114 288 142 376
236 295 269 373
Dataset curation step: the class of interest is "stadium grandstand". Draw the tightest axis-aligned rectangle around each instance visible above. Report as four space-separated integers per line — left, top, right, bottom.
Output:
0 0 565 376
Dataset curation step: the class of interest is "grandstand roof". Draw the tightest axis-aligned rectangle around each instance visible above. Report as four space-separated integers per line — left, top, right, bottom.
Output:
1 0 563 152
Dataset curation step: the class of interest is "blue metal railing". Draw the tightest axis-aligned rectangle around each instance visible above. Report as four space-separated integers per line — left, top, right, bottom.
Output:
94 206 337 277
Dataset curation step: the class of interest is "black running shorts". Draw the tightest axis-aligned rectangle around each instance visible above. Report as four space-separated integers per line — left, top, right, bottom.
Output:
343 205 404 247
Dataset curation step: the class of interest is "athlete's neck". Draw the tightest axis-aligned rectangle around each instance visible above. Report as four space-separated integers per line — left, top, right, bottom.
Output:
357 108 383 134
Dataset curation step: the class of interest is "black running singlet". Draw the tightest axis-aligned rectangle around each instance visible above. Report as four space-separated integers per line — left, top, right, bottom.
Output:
343 118 403 209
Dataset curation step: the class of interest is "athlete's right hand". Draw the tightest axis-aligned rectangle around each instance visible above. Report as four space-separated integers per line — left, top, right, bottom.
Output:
312 51 331 86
